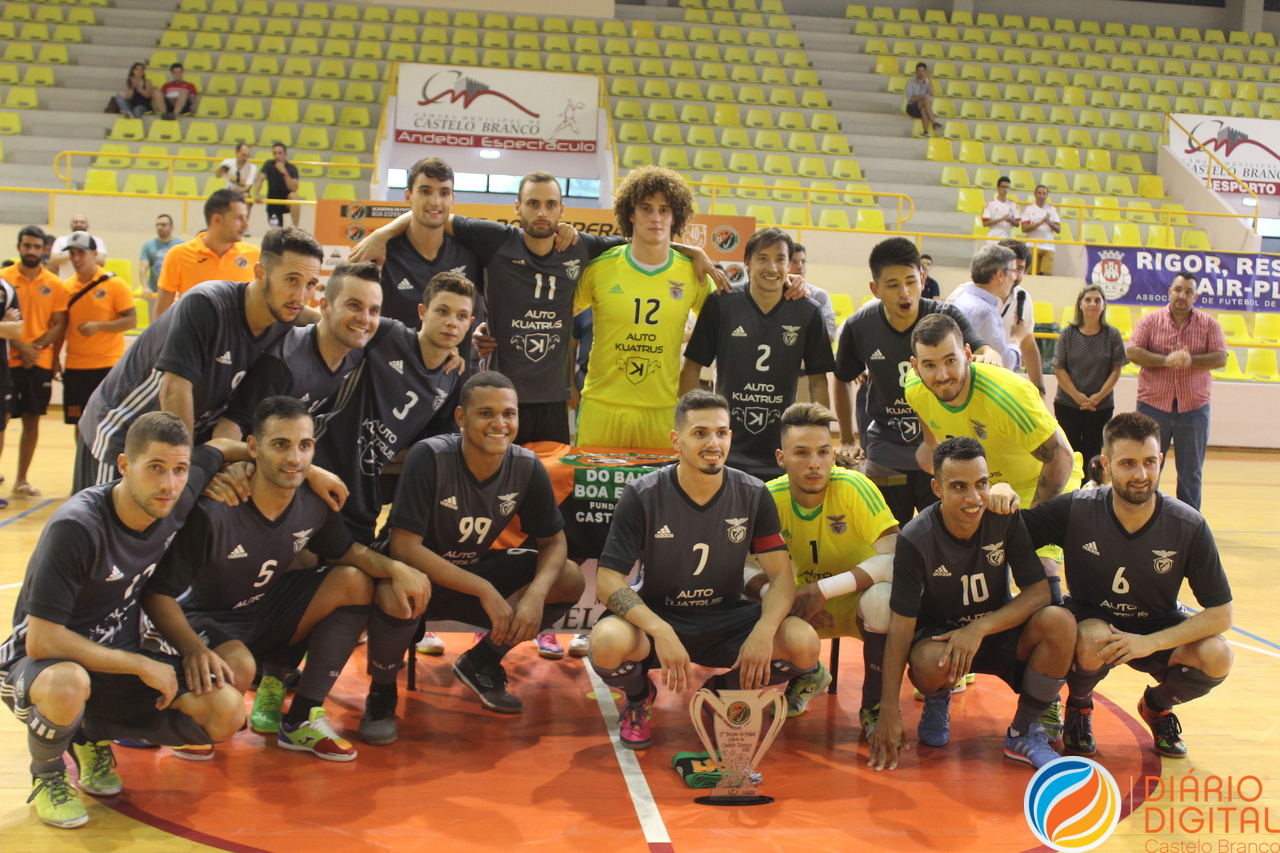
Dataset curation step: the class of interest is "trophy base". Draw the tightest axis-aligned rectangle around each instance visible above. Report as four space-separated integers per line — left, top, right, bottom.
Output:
695 794 774 806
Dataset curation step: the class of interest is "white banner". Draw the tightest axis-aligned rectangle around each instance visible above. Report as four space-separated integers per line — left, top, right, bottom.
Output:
393 64 599 154
1170 113 1280 196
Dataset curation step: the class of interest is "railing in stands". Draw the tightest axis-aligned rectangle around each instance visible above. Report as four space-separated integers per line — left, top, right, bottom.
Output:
1163 112 1261 232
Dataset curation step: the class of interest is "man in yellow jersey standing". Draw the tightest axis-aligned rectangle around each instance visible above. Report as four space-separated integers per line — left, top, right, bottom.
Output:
746 402 899 735
154 189 258 318
573 166 712 449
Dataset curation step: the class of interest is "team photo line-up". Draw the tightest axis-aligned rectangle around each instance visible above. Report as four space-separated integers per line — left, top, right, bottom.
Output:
0 156 1232 830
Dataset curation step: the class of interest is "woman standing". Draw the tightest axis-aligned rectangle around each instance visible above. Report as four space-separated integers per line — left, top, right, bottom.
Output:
115 62 154 119
1053 284 1127 465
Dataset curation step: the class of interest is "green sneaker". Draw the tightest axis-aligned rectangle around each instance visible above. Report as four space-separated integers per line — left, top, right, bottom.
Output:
251 675 285 734
28 771 88 829
859 703 880 739
70 741 122 795
784 661 832 718
1039 698 1064 742
1138 692 1188 758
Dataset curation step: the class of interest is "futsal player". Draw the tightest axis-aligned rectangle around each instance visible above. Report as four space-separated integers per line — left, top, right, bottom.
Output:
748 402 899 734
680 227 835 480
384 371 584 715
573 165 712 449
0 413 248 828
832 237 1001 525
589 389 821 750
143 397 429 758
1011 412 1233 758
76 227 324 491
867 438 1076 771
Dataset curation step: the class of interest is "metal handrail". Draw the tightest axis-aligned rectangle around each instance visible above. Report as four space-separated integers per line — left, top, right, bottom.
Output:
52 150 374 194
1163 112 1261 232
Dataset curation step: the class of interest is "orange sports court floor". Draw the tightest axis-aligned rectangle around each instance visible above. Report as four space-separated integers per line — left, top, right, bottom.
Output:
0 414 1277 853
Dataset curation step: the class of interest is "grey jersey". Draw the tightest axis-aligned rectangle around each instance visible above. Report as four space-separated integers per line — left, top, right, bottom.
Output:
386 433 563 566
0 446 223 666
1023 490 1232 631
220 324 363 436
149 488 353 614
599 465 786 611
891 501 1044 630
835 299 990 469
79 280 292 463
683 287 835 473
380 232 482 331
313 320 462 543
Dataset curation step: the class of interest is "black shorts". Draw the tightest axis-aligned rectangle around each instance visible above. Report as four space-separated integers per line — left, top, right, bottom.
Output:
0 377 10 431
913 623 1027 690
906 102 923 118
644 600 763 670
246 565 334 665
1 652 189 729
516 400 570 445
10 365 53 416
423 548 540 627
61 367 111 425
266 202 293 224
1064 598 1191 679
881 468 938 527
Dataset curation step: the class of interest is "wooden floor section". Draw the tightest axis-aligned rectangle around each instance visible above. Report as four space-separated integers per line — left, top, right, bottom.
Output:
1 415 1278 852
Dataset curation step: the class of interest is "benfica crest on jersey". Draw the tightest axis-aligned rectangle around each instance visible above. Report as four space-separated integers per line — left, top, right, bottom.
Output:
983 541 1005 566
782 325 801 346
499 492 519 516
669 280 685 300
826 514 847 534
726 517 748 543
1152 550 1176 574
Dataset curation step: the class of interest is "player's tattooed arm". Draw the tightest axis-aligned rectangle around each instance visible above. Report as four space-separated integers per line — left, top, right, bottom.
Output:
1029 429 1073 507
605 586 645 618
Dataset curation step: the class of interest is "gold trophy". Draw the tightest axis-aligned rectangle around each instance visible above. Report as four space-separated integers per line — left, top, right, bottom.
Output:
688 687 786 805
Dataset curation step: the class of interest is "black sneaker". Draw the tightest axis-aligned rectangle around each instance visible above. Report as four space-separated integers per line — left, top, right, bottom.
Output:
359 689 398 746
162 111 176 121
1138 691 1187 758
1063 704 1096 755
452 649 522 714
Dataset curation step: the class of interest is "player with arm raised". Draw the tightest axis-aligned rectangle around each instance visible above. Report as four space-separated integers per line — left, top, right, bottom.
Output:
588 390 820 749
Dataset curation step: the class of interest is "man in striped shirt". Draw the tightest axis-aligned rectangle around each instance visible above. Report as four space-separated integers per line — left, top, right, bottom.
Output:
1126 273 1228 510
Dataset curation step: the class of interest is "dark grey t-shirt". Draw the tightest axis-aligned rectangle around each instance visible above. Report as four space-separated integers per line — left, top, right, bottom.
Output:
835 299 989 470
1052 324 1127 409
599 465 786 611
0 446 223 666
380 231 482 333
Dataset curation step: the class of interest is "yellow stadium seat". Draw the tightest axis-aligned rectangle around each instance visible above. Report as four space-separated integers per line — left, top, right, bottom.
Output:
1253 313 1280 343
123 174 161 195
296 126 330 150
1211 351 1249 381
957 188 984 213
1245 349 1280 382
94 144 131 168
3 86 37 110
146 120 182 144
1217 313 1255 344
321 182 356 200
107 117 145 141
84 169 118 194
854 208 885 230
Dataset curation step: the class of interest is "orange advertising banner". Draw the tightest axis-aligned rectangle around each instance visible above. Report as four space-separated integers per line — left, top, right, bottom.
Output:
313 198 755 282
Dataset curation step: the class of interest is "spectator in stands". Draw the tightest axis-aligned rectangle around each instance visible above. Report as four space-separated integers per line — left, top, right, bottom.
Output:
139 214 178 295
1053 284 1127 469
114 62 154 119
49 214 107 278
2 225 67 499
154 62 197 121
254 142 301 228
1126 273 1227 510
997 239 1043 394
904 62 942 137
919 253 940 299
789 243 836 341
154 189 257 318
982 176 1019 242
947 243 1022 371
1020 185 1061 275
56 232 136 426
217 143 258 224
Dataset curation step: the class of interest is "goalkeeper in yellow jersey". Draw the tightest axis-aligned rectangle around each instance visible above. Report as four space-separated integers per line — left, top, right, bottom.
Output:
746 402 900 735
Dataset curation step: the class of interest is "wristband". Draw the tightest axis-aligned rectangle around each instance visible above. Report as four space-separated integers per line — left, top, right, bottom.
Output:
816 572 859 600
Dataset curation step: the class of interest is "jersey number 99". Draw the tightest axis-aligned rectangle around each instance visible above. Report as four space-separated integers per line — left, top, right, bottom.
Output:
460 516 492 543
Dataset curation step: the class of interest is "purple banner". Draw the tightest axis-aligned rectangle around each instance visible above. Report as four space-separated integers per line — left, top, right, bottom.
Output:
1086 246 1280 313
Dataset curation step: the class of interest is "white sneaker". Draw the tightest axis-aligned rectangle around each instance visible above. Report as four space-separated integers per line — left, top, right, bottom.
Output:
416 632 445 656
567 634 590 658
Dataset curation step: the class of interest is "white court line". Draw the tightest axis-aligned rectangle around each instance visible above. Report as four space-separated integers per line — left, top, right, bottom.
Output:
1228 639 1280 660
585 665 673 848
0 582 21 590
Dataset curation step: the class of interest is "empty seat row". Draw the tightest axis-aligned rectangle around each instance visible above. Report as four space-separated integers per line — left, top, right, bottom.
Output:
870 41 1275 78
1 3 96 23
93 143 366 178
617 122 851 155
150 51 389 81
941 122 1155 155
858 23 1270 56
614 100 833 128
82 168 360 201
922 99 1162 132
620 146 863 180
929 140 1146 173
614 78 818 108
678 0 786 13
0 63 55 85
694 199 887 231
106 119 369 152
0 22 82 43
879 59 1280 89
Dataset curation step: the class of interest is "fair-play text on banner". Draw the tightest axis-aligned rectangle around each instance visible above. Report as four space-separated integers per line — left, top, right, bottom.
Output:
1169 113 1280 196
393 63 599 153
1087 246 1280 312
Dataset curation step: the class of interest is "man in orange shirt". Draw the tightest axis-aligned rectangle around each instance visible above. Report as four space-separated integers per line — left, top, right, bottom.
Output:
56 232 136 428
154 189 257 318
1 225 68 498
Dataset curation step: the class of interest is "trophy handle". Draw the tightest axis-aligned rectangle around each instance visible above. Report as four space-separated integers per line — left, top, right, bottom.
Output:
688 689 720 761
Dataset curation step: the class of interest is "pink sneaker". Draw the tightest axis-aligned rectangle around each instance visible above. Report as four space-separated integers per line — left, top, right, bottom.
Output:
535 632 565 660
618 681 656 751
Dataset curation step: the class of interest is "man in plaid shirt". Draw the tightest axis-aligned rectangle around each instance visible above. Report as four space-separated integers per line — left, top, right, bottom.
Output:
1126 273 1228 509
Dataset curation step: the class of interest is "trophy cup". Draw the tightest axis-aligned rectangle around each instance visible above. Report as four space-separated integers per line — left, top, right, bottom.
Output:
688 687 786 806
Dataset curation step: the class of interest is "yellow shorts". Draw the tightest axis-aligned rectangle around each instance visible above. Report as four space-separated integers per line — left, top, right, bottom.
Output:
814 590 866 642
576 399 674 450
1022 450 1083 565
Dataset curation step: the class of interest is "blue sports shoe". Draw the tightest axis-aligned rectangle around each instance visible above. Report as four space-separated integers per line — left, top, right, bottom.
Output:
1004 722 1060 768
917 689 951 747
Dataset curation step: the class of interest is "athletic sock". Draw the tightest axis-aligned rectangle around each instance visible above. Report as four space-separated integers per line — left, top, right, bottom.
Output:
292 604 368 708
1067 663 1110 709
365 605 419 686
590 656 649 701
1011 667 1067 735
1148 666 1226 710
538 601 574 632
765 659 819 686
282 696 322 727
1046 575 1064 606
26 708 81 776
471 634 512 667
82 709 213 747
861 630 887 710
